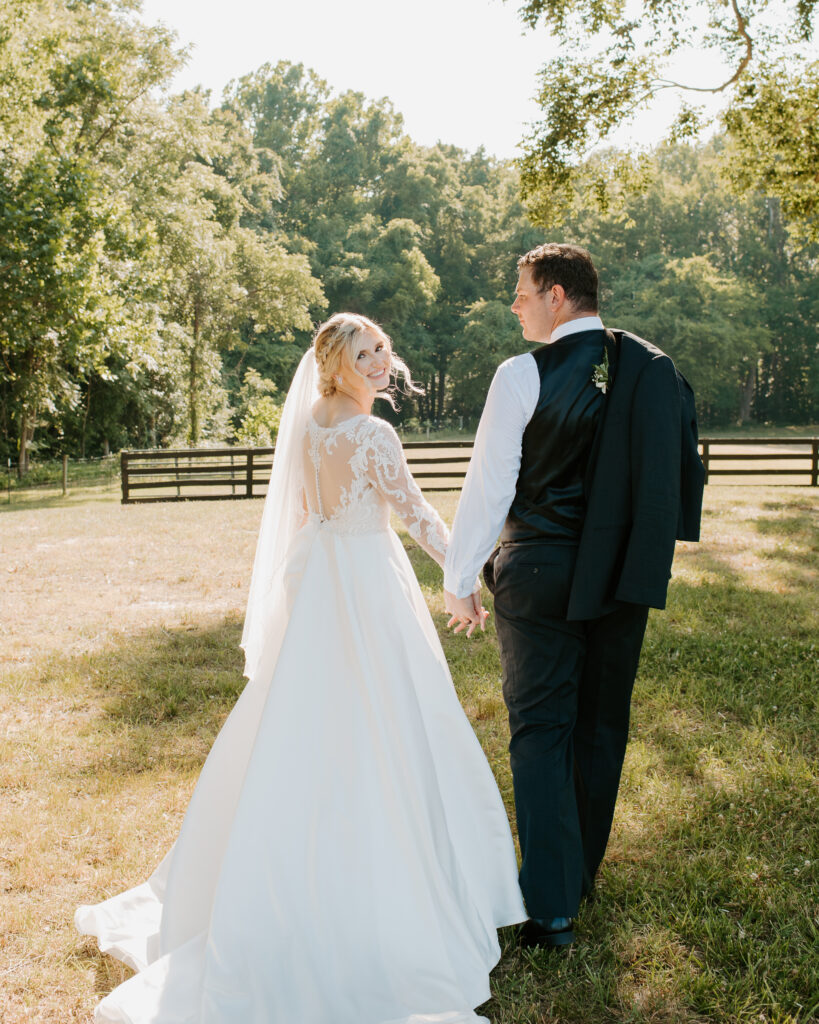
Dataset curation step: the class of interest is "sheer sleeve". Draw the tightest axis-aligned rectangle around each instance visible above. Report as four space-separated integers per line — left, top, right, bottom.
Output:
365 421 450 567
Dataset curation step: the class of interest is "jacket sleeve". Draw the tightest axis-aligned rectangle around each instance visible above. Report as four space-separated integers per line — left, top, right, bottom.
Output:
676 370 705 542
614 354 682 608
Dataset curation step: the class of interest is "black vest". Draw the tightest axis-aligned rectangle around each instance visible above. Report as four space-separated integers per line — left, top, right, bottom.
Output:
500 329 610 544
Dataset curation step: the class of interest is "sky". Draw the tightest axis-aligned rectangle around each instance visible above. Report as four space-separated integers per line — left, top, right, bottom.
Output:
139 0 722 161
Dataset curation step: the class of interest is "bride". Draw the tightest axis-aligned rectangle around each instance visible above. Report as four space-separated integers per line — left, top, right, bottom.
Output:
76 312 526 1024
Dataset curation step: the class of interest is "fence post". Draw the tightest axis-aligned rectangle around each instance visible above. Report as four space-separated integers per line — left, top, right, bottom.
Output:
811 438 818 487
62 454 68 495
701 440 710 485
246 450 254 498
121 453 129 503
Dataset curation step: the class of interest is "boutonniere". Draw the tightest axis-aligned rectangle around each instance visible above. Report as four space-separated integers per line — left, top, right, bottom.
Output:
592 348 610 394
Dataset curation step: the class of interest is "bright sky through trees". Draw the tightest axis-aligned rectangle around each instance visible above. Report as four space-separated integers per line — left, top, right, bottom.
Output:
139 0 720 159
140 0 545 158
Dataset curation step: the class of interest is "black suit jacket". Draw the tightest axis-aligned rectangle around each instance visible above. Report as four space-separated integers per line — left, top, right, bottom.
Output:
566 331 701 620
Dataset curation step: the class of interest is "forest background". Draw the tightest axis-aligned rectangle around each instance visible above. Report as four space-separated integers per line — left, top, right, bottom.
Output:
2 0 818 476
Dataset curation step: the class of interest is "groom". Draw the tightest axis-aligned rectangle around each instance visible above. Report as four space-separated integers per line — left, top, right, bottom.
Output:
444 243 703 948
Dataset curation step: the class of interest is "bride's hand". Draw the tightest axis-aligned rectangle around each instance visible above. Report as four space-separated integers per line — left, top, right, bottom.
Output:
444 587 488 638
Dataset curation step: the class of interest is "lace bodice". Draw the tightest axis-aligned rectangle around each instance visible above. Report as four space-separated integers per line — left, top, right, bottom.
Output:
302 414 449 565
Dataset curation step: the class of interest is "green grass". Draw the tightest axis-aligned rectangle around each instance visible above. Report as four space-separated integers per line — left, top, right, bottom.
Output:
5 455 119 488
0 487 816 1022
703 424 819 439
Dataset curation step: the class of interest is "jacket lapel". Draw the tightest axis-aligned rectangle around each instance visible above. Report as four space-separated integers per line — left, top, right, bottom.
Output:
583 331 637 502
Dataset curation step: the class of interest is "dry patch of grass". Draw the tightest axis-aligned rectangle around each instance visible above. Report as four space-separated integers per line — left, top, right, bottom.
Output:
1 487 817 1023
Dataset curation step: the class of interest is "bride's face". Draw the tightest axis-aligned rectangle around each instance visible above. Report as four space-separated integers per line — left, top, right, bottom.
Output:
348 332 391 395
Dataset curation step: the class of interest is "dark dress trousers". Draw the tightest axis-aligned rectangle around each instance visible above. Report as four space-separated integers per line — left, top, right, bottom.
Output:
487 328 700 919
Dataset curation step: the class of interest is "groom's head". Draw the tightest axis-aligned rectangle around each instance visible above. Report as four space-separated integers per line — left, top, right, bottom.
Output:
512 243 599 343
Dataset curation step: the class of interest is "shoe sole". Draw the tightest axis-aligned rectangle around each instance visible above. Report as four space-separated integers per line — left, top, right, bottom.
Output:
518 925 575 949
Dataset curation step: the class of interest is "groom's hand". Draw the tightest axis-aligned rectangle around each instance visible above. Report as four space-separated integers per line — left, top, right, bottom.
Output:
444 588 488 639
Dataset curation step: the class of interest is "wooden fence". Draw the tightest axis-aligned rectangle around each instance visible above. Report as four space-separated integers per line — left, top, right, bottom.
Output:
121 437 819 504
699 438 819 485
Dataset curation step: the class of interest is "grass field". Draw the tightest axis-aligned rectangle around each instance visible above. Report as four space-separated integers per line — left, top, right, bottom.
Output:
0 487 817 1023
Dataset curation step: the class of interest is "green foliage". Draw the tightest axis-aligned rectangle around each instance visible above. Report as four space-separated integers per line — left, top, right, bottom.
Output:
138 89 325 444
448 300 531 415
565 141 819 424
609 254 771 413
514 0 819 239
0 0 174 470
233 368 282 446
723 62 819 243
1 8 817 463
0 3 325 465
222 63 537 424
234 395 281 447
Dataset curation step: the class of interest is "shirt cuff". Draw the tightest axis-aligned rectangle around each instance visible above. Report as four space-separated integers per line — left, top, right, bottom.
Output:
443 569 480 599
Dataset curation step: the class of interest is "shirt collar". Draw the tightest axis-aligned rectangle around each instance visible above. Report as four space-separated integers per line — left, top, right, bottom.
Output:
549 315 604 344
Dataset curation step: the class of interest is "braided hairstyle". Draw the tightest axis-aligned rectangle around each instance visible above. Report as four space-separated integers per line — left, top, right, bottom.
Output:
312 312 422 409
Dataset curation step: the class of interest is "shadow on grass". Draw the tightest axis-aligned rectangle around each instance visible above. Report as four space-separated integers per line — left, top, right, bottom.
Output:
0 486 119 514
70 936 134 998
33 514 817 1024
44 616 248 780
487 756 818 1023
755 510 819 576
482 574 817 1023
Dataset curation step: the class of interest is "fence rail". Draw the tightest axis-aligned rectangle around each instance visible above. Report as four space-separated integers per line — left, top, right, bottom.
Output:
699 438 818 485
121 438 818 505
120 437 819 504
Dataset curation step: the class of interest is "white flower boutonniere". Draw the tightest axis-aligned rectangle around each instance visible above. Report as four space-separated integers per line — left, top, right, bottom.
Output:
592 348 610 394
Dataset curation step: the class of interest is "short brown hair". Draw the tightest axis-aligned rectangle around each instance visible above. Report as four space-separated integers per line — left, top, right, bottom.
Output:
517 243 599 312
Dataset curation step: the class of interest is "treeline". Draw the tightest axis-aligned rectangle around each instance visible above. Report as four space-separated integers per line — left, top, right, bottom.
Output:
568 145 819 427
1 1 817 471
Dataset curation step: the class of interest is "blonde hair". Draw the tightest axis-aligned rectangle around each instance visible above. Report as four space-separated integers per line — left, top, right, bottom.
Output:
312 312 422 409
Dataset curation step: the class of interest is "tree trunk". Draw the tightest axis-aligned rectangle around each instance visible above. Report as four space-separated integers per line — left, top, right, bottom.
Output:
738 363 756 425
18 407 30 477
428 375 437 424
422 379 432 422
189 316 200 445
81 380 92 459
436 361 447 421
767 196 786 268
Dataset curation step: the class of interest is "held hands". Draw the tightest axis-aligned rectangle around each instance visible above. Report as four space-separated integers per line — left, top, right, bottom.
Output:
444 584 489 639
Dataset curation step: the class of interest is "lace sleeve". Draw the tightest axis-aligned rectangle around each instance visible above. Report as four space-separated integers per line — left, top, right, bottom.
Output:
365 421 450 567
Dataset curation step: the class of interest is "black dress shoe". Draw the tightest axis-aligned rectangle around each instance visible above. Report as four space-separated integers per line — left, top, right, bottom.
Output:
517 916 575 949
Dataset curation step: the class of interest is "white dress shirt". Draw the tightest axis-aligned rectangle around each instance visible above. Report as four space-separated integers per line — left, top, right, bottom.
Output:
443 315 604 598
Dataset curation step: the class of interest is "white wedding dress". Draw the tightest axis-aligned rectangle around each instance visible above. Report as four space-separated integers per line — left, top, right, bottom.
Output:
76 411 526 1024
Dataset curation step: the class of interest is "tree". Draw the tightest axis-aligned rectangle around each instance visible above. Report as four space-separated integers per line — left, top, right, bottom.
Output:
0 0 179 471
607 254 772 421
0 9 327 462
448 300 530 420
558 139 819 425
222 63 543 426
114 83 327 445
513 0 819 238
233 368 282 446
223 61 330 209
723 64 819 244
